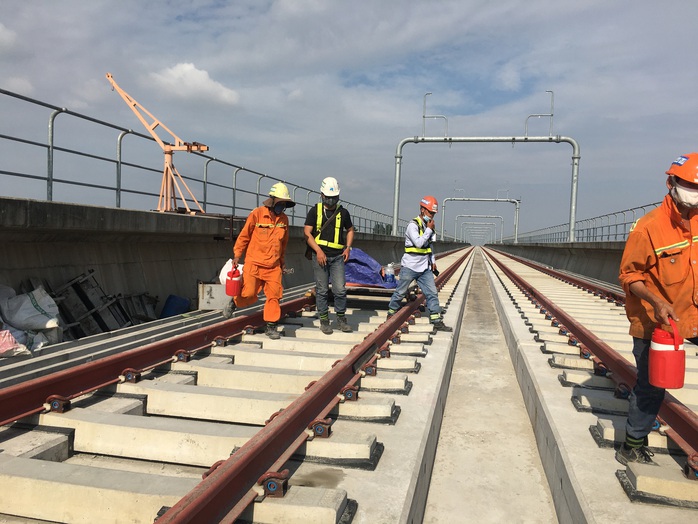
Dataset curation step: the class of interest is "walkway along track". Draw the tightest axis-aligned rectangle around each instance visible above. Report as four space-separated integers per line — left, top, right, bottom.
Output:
0 249 473 523
483 247 698 521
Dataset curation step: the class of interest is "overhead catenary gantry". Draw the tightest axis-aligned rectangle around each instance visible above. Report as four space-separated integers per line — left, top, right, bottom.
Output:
455 214 504 243
442 197 520 243
459 221 498 243
106 73 208 214
460 222 496 243
392 134 581 241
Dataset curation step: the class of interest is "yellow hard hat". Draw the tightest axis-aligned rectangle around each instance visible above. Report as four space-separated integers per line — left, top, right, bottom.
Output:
265 182 295 208
268 182 289 199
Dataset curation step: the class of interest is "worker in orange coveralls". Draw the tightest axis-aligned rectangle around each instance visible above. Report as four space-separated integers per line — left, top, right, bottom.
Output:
223 182 295 339
617 152 698 465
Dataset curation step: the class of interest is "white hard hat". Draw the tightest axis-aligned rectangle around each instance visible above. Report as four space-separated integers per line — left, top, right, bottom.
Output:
320 177 340 197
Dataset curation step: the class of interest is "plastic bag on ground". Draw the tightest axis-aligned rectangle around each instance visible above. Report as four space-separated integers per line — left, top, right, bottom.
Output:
0 285 59 331
0 329 30 358
26 327 62 353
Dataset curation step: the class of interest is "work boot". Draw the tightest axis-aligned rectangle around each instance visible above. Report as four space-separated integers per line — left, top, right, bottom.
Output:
222 298 236 319
431 319 453 332
265 323 281 340
320 318 333 335
615 444 655 466
336 315 353 333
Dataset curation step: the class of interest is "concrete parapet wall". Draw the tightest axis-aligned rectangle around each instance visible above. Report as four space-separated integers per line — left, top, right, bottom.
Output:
492 242 626 286
0 197 460 314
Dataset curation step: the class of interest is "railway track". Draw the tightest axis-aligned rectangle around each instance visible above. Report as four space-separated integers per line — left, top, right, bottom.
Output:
4 245 698 523
0 249 473 523
482 247 698 522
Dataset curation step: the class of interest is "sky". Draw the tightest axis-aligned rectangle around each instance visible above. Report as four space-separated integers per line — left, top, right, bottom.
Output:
1 1 696 240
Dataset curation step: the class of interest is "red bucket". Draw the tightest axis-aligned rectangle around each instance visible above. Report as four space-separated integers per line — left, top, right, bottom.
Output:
649 318 685 389
225 266 242 297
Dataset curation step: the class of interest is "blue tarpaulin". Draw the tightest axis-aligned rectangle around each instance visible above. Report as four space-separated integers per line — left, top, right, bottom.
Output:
344 247 397 288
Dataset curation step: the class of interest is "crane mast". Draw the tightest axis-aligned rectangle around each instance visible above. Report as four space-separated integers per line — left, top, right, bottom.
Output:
106 72 208 214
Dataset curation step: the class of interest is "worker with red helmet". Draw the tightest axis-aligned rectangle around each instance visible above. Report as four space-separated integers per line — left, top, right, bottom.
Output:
387 195 452 332
618 152 698 465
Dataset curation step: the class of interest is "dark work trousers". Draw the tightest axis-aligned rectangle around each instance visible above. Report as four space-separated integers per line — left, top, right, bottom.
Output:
625 336 697 440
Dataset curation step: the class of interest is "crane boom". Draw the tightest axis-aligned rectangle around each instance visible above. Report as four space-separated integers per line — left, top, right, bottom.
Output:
106 72 208 213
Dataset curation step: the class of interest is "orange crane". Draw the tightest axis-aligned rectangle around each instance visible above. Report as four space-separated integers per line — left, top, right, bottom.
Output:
106 72 208 214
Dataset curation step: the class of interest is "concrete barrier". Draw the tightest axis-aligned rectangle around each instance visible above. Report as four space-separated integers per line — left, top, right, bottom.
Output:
0 197 461 315
492 242 626 286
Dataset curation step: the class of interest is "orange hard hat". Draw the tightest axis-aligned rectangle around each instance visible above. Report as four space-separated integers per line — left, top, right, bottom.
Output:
666 153 698 184
420 195 438 213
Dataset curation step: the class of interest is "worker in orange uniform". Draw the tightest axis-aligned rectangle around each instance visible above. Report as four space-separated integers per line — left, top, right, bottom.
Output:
618 152 698 465
223 182 295 339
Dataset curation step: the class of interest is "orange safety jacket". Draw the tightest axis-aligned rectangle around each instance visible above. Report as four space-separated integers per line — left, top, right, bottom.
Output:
619 193 698 339
234 205 289 268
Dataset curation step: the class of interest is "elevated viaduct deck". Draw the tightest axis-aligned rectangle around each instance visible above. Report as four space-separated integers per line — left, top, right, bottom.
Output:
0 196 464 318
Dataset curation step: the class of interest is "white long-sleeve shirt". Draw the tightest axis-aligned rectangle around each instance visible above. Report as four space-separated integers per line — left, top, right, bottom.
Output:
399 220 435 272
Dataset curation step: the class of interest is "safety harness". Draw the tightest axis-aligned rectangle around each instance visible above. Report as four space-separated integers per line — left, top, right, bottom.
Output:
314 203 344 249
404 216 433 255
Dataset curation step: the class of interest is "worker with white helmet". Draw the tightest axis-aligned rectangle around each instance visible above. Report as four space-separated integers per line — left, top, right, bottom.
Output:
304 176 355 334
387 195 452 332
223 182 295 339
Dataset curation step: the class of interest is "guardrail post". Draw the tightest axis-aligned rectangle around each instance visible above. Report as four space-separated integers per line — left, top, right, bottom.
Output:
47 108 66 202
116 129 132 208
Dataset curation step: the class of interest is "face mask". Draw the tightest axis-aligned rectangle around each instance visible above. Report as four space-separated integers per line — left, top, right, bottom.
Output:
322 195 339 208
273 202 286 214
671 184 698 208
422 214 431 223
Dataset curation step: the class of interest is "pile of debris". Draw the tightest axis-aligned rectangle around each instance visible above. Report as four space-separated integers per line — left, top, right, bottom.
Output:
0 285 60 357
0 269 158 358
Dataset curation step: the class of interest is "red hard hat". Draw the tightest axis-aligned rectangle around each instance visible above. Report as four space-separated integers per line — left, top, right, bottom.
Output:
666 153 698 184
420 195 438 213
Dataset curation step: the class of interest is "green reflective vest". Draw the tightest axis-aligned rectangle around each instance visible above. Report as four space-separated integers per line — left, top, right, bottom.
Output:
315 203 344 249
404 216 432 255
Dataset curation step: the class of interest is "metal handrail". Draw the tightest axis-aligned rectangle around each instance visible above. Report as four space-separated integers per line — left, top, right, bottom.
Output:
505 202 662 243
0 87 408 233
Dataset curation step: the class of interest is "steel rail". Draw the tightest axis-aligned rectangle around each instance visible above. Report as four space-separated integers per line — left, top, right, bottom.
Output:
159 250 471 523
486 251 698 466
491 248 625 305
221 373 365 522
0 295 314 427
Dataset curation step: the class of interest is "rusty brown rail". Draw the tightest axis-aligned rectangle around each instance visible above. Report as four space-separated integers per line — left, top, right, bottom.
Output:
487 250 698 468
159 250 471 523
0 295 315 426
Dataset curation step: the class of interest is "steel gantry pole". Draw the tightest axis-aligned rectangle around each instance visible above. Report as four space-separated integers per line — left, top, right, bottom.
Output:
455 214 504 243
392 135 581 241
441 197 520 243
460 222 497 242
459 222 497 242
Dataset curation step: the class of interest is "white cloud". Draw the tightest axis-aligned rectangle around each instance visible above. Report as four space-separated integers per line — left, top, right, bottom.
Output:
1 77 33 95
149 63 240 106
494 62 523 92
1 1 697 234
0 22 16 50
